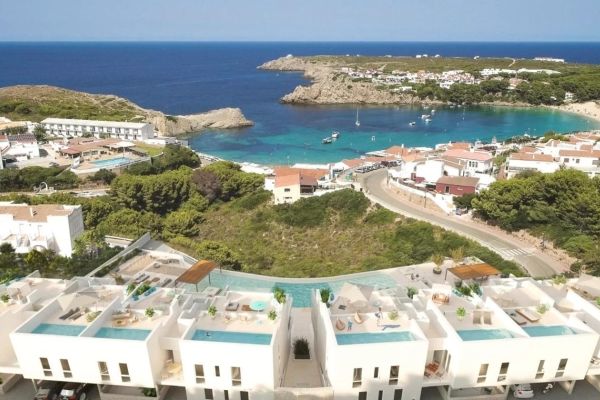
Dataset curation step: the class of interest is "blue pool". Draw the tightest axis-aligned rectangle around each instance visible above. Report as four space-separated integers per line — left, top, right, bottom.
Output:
457 329 514 341
523 325 576 337
336 331 415 345
94 327 151 341
192 330 272 345
92 157 134 168
31 323 85 336
193 270 397 308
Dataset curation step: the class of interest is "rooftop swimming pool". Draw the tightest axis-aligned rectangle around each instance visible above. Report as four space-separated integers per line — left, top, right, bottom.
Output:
92 157 134 168
191 330 272 345
94 327 151 341
522 325 576 337
193 270 397 308
336 331 415 345
31 323 85 336
457 329 514 341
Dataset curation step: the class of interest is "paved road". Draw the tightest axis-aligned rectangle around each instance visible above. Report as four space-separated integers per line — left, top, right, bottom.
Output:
360 169 562 278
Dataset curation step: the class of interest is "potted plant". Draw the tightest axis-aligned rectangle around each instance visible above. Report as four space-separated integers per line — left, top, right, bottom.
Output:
456 307 466 320
552 275 567 286
145 307 155 320
273 287 286 304
86 311 101 323
293 338 310 360
141 387 157 397
451 247 465 266
268 310 277 322
406 287 417 299
0 294 9 304
208 305 217 319
432 254 444 275
388 310 399 321
536 303 549 315
320 288 332 304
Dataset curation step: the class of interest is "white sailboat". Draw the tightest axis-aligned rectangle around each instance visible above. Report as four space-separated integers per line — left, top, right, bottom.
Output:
355 108 361 127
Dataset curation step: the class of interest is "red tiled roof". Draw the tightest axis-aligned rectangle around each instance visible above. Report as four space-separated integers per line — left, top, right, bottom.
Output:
559 150 600 158
443 149 493 162
509 153 555 162
273 166 328 180
436 176 480 187
274 173 318 188
519 146 537 154
448 142 471 150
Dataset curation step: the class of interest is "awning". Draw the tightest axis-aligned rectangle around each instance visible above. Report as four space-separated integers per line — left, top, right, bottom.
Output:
176 260 218 285
108 141 135 149
447 263 500 280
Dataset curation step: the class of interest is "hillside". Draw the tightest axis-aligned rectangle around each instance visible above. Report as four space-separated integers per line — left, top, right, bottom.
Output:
0 85 253 135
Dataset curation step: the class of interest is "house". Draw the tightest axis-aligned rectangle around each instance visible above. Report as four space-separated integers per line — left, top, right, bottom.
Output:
435 176 480 196
442 148 494 175
42 118 154 141
558 150 600 177
0 203 84 257
505 153 559 178
1 134 40 161
270 167 328 204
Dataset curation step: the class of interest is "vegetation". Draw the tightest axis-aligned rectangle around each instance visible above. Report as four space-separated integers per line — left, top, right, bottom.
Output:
456 307 467 319
293 338 310 359
471 169 600 275
268 310 277 321
273 287 286 304
208 305 217 318
320 288 332 304
0 166 79 192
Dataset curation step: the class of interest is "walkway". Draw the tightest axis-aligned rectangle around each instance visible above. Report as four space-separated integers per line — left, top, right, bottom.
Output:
360 169 566 278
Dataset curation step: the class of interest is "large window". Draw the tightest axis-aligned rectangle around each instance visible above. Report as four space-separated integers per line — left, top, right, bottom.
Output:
232 367 242 386
119 363 130 383
40 357 52 377
374 367 379 378
98 361 110 381
358 392 367 400
224 390 229 400
215 366 220 377
60 359 72 378
556 358 568 378
353 368 362 388
195 364 205 384
536 360 545 379
393 389 403 400
389 366 399 385
204 389 214 400
477 363 488 383
378 390 383 400
498 362 509 382
240 391 249 400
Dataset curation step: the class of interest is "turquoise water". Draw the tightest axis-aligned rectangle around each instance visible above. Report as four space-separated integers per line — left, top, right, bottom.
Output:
522 325 575 337
336 331 415 345
194 270 396 308
191 329 272 345
94 327 151 341
31 323 85 336
92 157 134 168
457 328 514 341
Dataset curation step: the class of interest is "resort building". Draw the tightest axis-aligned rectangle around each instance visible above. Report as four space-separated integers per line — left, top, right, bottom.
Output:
41 118 154 141
0 134 40 161
0 203 84 257
442 149 494 175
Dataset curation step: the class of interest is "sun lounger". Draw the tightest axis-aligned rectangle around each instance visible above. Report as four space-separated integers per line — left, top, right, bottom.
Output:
381 324 400 331
241 304 252 312
112 311 131 320
69 311 82 320
335 318 346 331
59 308 78 320
353 312 364 324
225 302 239 311
161 279 172 287
432 293 449 305
516 308 541 322
509 312 527 325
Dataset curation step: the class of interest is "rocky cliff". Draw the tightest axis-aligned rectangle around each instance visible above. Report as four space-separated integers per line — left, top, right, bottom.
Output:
149 108 254 136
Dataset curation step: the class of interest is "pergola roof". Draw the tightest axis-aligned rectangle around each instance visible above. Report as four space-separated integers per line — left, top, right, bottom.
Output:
448 263 500 280
176 260 218 285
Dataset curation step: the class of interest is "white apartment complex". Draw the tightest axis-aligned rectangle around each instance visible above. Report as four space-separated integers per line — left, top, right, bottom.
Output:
41 118 154 141
0 203 84 257
2 266 600 400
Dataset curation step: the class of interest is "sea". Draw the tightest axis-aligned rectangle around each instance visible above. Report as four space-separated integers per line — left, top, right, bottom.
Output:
1 42 600 164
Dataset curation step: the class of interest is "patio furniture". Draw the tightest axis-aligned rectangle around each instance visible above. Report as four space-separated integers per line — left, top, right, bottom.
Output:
69 311 83 320
225 302 239 311
432 293 449 305
380 324 400 331
516 308 541 323
509 312 527 325
424 362 440 377
250 300 267 312
353 312 365 324
59 308 79 320
112 311 131 320
241 304 252 312
335 318 346 331
113 318 129 327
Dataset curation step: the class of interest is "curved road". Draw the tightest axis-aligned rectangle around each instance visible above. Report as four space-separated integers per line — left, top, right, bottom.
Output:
360 169 563 278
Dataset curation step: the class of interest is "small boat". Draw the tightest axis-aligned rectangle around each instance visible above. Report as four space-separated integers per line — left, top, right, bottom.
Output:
425 118 432 123
331 131 340 139
355 108 361 127
431 109 436 114
322 137 333 144
371 135 376 141
409 122 416 126
421 114 431 119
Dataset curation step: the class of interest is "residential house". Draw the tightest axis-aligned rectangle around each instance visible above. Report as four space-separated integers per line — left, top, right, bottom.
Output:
442 149 494 175
435 176 480 196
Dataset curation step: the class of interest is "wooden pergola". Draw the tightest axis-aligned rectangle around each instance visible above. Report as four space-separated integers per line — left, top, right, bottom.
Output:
176 259 218 291
445 263 500 281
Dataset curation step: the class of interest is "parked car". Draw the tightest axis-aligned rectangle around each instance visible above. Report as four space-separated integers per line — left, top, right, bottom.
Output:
34 381 65 400
59 383 90 400
511 383 534 398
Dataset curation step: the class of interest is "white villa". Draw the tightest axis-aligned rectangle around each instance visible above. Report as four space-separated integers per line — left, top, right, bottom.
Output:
0 203 84 257
41 118 154 141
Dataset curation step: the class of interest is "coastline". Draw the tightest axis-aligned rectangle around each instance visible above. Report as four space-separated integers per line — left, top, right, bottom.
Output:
549 101 600 123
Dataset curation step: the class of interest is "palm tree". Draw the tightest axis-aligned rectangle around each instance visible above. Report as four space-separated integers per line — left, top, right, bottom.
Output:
432 254 444 274
450 247 465 266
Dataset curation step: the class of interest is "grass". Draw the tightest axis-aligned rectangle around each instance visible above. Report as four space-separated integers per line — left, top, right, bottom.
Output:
133 143 164 157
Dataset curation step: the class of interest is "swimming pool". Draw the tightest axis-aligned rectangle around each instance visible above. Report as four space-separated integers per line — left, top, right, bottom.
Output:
522 325 576 337
193 270 397 308
457 329 514 341
92 157 134 168
191 329 272 345
31 323 85 336
94 327 151 341
336 331 415 345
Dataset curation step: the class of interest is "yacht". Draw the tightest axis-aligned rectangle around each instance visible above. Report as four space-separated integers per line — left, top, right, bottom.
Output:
355 109 361 127
421 114 431 119
409 122 416 126
331 131 340 139
322 137 333 144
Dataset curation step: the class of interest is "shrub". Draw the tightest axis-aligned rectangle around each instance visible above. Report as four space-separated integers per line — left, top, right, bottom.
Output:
273 287 286 304
145 307 155 319
456 307 466 318
320 288 332 303
293 338 310 359
406 287 417 299
208 305 217 317
388 310 399 320
268 310 277 320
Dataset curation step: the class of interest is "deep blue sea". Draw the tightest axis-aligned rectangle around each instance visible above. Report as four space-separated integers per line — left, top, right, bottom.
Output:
1 42 600 164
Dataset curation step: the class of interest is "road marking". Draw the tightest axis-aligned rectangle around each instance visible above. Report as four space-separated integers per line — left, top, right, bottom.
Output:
497 248 536 259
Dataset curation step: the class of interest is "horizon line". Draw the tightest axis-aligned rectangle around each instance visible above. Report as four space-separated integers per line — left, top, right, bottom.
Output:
1 40 600 44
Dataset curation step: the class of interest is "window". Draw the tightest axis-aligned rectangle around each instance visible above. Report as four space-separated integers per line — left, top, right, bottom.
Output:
444 185 450 193
232 367 242 386
284 188 291 192
204 389 214 400
393 389 403 400
564 157 570 163
352 368 362 388
477 363 488 383
373 367 379 378
61 359 72 378
119 363 130 383
378 390 383 400
536 360 545 379
215 366 220 377
40 357 52 377
240 391 249 400
224 390 229 400
358 392 367 400
556 358 568 378
195 364 205 384
98 361 109 381
498 362 509 382
389 365 399 385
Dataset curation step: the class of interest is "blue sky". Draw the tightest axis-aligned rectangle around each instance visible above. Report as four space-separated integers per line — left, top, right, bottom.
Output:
1 0 599 42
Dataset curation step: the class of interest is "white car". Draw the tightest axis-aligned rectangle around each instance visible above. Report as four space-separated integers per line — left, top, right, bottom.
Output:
511 383 534 398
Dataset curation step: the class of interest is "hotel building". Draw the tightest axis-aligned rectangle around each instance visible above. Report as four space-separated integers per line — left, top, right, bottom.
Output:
41 118 154 141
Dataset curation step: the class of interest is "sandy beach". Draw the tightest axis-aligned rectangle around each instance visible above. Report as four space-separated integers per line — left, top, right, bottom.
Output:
553 101 600 123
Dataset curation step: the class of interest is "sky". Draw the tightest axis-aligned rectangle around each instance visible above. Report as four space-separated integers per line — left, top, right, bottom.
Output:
0 0 599 42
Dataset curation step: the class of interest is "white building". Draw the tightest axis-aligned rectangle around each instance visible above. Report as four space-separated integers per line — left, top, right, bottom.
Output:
443 148 494 175
41 118 154 141
0 134 40 161
0 203 84 257
505 153 560 178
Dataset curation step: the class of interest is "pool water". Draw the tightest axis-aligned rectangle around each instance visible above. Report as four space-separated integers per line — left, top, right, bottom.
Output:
192 329 272 345
31 323 85 336
336 331 415 345
194 270 396 308
522 325 576 337
94 327 151 341
457 329 514 341
92 157 134 168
